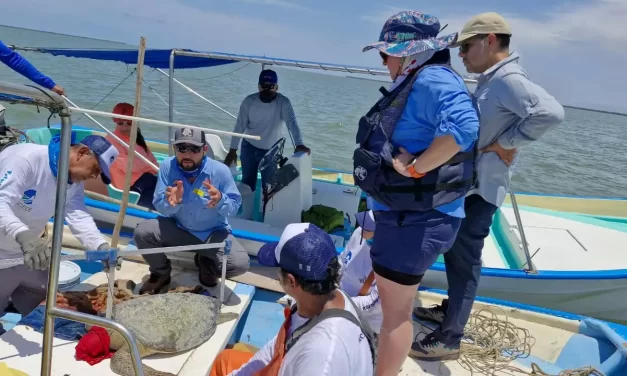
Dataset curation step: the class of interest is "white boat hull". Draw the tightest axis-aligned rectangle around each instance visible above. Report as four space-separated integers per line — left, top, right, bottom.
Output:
421 269 627 323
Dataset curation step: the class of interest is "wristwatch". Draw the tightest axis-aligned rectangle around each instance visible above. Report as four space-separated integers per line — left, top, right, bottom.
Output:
406 159 426 179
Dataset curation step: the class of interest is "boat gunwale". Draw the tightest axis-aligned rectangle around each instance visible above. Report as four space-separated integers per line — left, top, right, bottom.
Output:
81 195 627 280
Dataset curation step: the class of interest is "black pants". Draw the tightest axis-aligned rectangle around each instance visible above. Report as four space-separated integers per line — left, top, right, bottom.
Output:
131 172 157 210
133 217 250 278
435 194 498 346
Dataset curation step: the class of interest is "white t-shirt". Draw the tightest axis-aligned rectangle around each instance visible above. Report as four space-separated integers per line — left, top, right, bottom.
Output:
0 143 107 266
338 228 382 333
230 290 374 376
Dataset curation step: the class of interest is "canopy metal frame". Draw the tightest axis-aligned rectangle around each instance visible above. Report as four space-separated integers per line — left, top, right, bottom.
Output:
165 48 478 154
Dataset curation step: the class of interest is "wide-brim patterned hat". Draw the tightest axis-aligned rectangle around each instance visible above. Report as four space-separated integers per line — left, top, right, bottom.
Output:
363 11 458 57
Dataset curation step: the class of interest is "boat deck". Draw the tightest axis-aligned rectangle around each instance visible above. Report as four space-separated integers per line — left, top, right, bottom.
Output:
0 261 254 376
401 290 626 375
500 205 627 271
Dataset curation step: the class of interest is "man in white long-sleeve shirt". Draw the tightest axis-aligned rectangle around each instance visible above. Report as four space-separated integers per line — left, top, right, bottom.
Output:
223 69 311 192
0 133 117 332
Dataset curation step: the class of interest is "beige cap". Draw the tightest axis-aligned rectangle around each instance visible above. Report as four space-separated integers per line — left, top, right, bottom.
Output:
451 12 512 48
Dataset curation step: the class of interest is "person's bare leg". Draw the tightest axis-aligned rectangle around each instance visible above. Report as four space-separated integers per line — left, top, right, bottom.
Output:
375 273 419 376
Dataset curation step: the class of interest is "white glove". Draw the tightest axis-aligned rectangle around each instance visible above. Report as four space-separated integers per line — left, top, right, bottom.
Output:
16 232 51 270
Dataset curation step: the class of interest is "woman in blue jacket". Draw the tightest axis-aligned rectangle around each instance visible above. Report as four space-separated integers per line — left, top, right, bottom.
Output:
0 40 65 95
354 11 480 375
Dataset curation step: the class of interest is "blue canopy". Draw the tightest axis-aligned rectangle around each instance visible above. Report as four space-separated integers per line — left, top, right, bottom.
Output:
29 48 237 70
16 46 390 76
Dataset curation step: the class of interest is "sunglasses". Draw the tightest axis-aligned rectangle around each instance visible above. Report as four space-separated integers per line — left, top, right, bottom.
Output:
379 51 388 63
260 83 277 90
459 35 487 54
175 144 202 154
116 120 132 126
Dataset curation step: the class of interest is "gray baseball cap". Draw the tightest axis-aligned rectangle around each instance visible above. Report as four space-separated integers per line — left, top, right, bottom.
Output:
173 127 206 146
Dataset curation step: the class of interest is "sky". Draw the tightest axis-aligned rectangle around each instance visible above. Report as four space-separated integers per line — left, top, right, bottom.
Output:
2 0 627 112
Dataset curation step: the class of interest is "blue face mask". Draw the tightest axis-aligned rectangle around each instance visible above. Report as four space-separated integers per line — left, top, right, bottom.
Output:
366 238 374 247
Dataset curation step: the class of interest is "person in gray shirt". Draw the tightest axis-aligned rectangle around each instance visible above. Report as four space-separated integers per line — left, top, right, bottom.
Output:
411 12 564 360
224 69 311 192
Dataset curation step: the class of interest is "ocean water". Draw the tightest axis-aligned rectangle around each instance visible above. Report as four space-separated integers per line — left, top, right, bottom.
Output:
1 25 626 199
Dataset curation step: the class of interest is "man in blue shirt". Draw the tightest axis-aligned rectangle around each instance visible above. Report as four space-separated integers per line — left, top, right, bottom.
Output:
0 41 65 95
134 127 250 294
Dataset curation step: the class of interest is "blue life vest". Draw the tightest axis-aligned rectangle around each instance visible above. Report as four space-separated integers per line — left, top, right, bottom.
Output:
352 64 476 212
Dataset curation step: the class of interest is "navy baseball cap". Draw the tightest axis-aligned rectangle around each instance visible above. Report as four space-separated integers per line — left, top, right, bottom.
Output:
80 135 119 184
355 210 376 232
259 69 278 85
257 223 337 280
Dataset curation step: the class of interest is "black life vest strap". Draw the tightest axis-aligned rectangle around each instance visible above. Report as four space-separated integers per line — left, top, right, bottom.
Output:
379 176 474 194
442 150 474 165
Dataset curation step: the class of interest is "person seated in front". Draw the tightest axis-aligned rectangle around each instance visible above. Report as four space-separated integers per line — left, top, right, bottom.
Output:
209 223 375 376
281 210 382 334
133 127 250 294
106 102 160 210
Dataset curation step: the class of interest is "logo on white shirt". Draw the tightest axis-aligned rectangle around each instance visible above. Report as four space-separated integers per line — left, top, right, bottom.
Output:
343 251 352 265
22 189 37 205
17 189 37 212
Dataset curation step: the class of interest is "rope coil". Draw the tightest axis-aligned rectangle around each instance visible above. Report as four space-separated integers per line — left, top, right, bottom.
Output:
418 306 607 376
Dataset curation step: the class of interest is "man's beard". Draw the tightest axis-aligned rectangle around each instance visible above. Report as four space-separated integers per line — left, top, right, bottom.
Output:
178 158 200 171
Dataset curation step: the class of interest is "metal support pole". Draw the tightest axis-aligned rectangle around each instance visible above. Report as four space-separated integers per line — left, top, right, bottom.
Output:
63 96 158 172
41 107 73 376
220 240 232 304
49 307 145 376
168 50 175 156
66 107 260 140
509 190 537 273
156 68 237 120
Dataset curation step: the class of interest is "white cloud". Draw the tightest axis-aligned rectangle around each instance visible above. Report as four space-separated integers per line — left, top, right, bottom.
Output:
359 6 406 23
238 0 311 11
361 0 627 48
1 0 365 66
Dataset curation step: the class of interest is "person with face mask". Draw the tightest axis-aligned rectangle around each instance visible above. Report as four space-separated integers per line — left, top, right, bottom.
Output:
134 127 250 295
224 69 311 192
0 134 116 334
411 13 564 360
